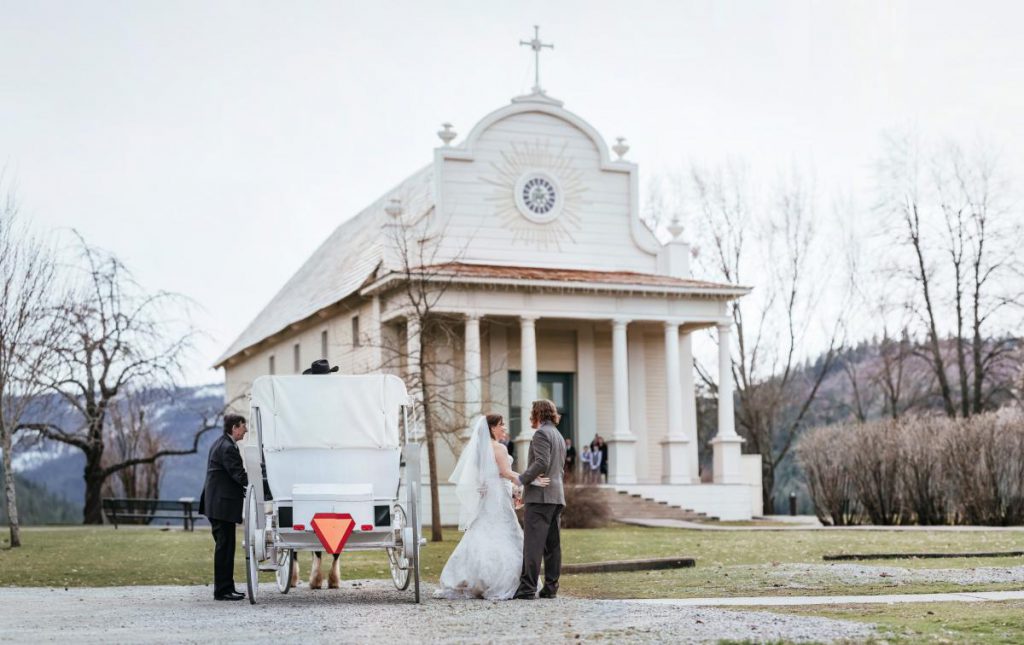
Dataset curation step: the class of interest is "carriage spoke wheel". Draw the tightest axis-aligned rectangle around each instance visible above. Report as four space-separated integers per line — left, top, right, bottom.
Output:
387 505 411 590
243 485 260 604
275 548 294 594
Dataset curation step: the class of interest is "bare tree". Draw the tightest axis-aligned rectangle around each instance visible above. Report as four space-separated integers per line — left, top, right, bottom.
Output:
20 237 220 524
838 343 870 423
876 132 958 417
0 187 62 547
876 133 1022 417
373 204 478 542
688 163 846 513
101 391 166 500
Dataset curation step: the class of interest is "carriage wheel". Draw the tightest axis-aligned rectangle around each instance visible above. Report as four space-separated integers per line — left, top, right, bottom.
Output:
275 548 294 594
243 485 260 604
387 505 411 590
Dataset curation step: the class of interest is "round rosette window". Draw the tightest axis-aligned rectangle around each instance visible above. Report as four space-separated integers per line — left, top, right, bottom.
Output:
514 171 563 224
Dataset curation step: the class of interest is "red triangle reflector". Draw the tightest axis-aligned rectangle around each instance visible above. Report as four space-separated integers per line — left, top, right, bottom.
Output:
310 513 356 554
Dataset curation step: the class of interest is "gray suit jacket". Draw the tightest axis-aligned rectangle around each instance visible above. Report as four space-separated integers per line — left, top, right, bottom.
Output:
519 422 566 506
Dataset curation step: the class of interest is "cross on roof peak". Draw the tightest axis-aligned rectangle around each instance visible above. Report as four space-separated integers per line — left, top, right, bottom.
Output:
519 25 554 94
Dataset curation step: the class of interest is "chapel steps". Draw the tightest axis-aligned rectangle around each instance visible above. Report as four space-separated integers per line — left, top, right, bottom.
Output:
593 487 717 522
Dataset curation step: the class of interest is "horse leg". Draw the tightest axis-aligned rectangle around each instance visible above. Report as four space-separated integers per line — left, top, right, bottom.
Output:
309 551 324 589
328 554 341 589
290 551 300 587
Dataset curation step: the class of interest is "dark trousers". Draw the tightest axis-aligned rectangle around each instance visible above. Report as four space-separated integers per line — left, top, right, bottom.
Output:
515 503 563 597
210 519 237 597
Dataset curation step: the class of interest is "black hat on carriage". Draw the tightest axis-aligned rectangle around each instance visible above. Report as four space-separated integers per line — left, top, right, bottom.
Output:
302 359 339 375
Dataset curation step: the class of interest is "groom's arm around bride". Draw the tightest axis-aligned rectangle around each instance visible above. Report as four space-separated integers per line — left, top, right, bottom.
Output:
514 399 567 600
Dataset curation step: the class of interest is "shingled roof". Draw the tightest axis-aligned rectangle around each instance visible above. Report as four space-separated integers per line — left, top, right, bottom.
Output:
215 164 434 366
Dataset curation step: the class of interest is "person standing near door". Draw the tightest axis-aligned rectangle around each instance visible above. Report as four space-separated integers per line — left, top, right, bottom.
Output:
563 438 576 481
590 435 609 484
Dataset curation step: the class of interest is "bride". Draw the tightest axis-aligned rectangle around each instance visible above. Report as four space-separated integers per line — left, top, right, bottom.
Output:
434 413 548 600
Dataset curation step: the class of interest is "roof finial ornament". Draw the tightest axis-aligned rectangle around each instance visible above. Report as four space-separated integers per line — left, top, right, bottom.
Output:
613 137 630 160
668 215 685 239
385 197 403 218
437 122 456 146
520 25 554 94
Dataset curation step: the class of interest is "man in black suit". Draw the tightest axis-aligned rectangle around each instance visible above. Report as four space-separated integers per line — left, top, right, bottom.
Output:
199 413 249 601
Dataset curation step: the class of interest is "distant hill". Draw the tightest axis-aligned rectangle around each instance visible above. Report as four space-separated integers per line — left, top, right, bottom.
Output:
0 467 80 525
13 384 225 517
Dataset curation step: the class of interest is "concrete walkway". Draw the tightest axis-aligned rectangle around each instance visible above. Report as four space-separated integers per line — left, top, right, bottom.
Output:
620 518 1024 532
629 590 1024 607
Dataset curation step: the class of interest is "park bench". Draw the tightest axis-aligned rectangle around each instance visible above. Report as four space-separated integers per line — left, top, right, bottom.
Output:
101 497 200 531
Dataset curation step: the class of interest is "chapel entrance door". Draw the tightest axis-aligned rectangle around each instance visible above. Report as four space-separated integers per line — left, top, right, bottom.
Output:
508 371 574 444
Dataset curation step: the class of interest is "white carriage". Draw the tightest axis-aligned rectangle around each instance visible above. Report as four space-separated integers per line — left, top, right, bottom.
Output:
240 374 424 604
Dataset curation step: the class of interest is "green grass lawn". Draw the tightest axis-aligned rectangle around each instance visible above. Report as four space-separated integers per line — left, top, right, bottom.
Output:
2 523 1023 600
5 524 1024 643
778 600 1024 644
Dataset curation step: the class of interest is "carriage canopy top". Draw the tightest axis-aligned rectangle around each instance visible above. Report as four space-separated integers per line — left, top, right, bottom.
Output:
250 374 410 451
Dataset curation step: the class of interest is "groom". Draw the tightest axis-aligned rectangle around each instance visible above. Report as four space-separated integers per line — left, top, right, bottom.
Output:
514 399 567 599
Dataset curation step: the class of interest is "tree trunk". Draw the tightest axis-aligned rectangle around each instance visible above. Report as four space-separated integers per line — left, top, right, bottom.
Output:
761 458 775 515
955 324 969 418
422 408 443 543
418 346 443 542
908 205 957 417
82 451 105 525
1 425 21 547
971 290 985 415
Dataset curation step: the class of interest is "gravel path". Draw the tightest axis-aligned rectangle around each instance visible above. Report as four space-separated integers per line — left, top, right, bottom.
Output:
768 563 1024 587
0 581 875 644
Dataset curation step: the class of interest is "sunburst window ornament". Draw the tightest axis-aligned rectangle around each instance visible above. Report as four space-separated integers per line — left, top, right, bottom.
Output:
481 140 587 249
516 172 561 222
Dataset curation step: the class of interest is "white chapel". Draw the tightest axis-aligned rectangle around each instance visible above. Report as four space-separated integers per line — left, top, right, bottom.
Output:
216 35 761 521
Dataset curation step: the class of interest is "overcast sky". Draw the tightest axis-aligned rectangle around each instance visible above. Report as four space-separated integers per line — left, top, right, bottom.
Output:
3 1 1022 385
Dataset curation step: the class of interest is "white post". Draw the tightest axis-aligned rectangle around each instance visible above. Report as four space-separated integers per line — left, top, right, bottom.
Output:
463 315 482 432
711 321 744 483
660 322 691 483
608 319 637 484
514 316 538 465
406 315 425 441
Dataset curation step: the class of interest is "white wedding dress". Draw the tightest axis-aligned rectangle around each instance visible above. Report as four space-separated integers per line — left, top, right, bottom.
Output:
435 420 524 600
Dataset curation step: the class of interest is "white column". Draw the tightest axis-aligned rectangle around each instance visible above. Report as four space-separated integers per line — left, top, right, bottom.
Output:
368 295 383 371
406 315 425 441
711 321 744 483
514 316 538 465
488 324 509 419
463 315 482 428
680 331 700 481
607 319 637 484
575 323 597 447
660 322 691 483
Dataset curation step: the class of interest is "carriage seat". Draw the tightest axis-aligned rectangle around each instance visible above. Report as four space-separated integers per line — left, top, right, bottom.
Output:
264 447 401 502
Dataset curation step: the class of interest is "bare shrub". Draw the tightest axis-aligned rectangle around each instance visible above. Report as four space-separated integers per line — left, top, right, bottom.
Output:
945 410 1024 525
848 419 903 525
559 483 611 529
797 424 859 526
803 410 1024 526
898 415 951 525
